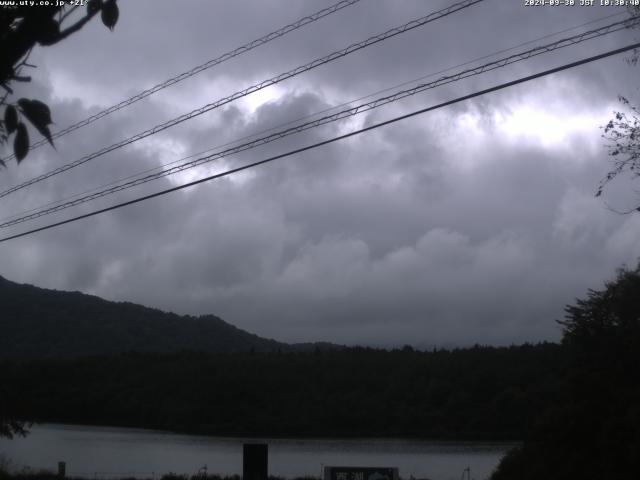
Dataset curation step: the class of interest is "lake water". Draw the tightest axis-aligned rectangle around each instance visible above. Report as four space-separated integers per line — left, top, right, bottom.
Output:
0 424 514 480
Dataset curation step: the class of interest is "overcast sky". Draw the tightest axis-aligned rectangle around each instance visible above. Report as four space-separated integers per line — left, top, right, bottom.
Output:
1 0 640 347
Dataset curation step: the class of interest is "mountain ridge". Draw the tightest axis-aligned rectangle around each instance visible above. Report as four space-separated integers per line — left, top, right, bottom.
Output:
0 274 330 359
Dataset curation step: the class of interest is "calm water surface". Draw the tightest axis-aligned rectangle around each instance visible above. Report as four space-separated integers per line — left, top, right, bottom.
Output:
0 424 515 480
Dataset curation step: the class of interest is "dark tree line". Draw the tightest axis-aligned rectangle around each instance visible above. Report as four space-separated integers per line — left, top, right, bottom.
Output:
1 343 565 441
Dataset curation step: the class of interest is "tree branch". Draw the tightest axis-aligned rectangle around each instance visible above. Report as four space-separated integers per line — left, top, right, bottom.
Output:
59 5 80 25
56 5 101 42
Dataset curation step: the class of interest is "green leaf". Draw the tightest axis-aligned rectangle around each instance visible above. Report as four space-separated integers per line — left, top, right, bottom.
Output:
17 98 54 147
14 122 29 163
101 0 119 30
4 105 18 134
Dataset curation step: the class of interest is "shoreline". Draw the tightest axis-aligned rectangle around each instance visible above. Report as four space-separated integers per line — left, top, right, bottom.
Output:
11 422 523 445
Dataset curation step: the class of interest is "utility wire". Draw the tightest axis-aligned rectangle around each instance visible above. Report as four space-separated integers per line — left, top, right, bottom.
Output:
0 0 362 162
2 8 624 222
0 0 484 199
1 15 637 229
1 41 638 244
2 8 623 224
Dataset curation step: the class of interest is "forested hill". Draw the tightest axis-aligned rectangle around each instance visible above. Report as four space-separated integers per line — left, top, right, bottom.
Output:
0 275 293 359
3 345 566 440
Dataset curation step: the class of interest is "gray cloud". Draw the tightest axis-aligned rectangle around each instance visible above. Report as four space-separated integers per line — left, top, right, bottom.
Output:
1 0 640 348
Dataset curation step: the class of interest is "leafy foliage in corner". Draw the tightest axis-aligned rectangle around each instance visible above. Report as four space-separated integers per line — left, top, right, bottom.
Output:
491 263 640 480
597 5 640 212
599 97 640 211
0 1 119 165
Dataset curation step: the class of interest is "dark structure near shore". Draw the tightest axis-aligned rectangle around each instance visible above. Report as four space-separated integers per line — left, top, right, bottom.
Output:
243 444 268 480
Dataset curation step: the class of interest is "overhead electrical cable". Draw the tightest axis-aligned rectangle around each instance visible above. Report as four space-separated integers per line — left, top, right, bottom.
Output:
1 15 637 229
3 7 621 224
13 3 619 224
2 8 624 222
0 0 363 162
1 40 638 244
0 0 484 199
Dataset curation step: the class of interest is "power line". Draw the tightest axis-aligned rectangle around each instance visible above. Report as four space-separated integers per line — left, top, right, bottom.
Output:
0 0 363 162
2 15 637 229
4 8 623 218
1 40 638 244
7 6 620 225
3 8 622 224
0 0 484 199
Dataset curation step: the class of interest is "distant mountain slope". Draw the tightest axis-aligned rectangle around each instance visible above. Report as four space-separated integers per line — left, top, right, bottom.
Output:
0 275 289 359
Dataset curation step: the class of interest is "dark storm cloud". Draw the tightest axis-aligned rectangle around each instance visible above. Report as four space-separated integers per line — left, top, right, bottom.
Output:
1 0 640 347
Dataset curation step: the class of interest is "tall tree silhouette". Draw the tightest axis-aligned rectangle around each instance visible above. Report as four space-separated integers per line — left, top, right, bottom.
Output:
492 263 640 479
